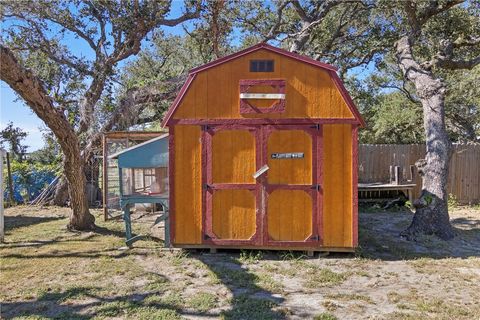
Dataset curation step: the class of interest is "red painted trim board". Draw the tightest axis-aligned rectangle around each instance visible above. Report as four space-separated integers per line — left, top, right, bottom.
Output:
189 42 338 74
239 79 286 114
317 125 324 245
161 73 197 127
204 128 214 240
201 126 208 243
210 183 256 190
169 118 360 125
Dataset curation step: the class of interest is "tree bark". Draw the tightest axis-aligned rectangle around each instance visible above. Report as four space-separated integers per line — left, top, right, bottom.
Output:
51 175 69 206
1 45 95 230
395 36 455 240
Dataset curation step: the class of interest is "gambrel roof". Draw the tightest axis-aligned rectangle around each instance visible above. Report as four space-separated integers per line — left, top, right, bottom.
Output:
162 42 365 127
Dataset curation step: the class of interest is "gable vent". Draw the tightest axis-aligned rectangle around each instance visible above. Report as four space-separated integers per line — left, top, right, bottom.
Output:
250 60 274 72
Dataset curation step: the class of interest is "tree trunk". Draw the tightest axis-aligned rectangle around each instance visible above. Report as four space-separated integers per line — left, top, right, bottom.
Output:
64 148 95 230
0 45 95 230
51 176 69 206
395 36 455 240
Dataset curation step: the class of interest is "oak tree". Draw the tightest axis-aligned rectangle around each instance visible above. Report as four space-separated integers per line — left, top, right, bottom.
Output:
0 0 201 229
392 0 479 239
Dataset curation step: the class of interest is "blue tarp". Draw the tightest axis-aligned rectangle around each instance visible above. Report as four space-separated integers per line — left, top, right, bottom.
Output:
3 170 55 203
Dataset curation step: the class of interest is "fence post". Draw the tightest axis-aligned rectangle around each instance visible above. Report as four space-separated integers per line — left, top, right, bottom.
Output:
1 149 6 242
6 152 14 206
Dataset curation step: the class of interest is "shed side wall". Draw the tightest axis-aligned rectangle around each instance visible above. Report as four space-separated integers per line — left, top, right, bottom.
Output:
322 124 353 247
173 125 202 244
173 49 354 120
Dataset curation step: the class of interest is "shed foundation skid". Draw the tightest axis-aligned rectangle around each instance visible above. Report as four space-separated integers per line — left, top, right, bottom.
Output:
164 43 364 252
175 244 353 253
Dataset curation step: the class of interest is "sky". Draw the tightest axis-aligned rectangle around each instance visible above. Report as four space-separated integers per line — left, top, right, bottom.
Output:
0 86 46 151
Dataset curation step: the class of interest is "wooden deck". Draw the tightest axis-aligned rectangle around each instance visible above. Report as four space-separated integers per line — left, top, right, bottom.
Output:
358 182 416 203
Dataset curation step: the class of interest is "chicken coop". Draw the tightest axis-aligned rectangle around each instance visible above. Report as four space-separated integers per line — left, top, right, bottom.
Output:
102 131 167 220
109 133 169 246
162 43 365 253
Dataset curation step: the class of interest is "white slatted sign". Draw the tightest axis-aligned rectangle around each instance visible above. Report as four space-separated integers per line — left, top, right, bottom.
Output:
239 93 285 99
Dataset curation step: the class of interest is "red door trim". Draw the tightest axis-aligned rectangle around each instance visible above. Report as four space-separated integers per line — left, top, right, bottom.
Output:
209 183 256 190
265 184 312 191
262 125 322 247
201 126 210 243
317 125 324 245
200 123 323 248
202 126 261 246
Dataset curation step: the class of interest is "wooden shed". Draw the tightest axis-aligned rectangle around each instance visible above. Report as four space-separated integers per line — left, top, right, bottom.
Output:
162 43 365 252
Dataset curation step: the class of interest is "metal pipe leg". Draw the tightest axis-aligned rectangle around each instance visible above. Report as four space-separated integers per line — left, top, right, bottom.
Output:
124 207 132 242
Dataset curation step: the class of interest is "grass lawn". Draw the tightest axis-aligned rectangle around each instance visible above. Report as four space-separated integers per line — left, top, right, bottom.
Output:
1 205 479 319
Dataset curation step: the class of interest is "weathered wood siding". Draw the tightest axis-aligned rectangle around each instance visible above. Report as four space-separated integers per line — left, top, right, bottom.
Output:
173 49 354 120
323 124 353 247
358 144 480 204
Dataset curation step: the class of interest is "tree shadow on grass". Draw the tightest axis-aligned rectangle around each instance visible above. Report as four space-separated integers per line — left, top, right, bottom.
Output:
4 215 64 231
0 247 142 259
1 280 221 319
358 208 480 261
93 225 128 239
196 252 286 320
2 250 286 319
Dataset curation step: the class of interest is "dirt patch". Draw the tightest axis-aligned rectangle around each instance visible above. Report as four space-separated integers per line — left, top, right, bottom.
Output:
1 205 479 319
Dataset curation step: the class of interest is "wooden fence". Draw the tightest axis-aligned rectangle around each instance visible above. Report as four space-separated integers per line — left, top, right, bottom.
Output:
358 144 480 204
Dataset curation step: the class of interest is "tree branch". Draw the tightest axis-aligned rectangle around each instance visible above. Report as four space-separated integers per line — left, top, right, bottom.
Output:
424 37 480 71
0 44 80 161
436 56 480 70
265 0 290 40
81 77 183 161
290 0 311 23
417 0 464 25
404 0 464 34
288 0 360 52
77 1 202 133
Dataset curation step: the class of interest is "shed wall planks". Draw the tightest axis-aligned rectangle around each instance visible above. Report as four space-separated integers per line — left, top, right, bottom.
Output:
322 124 353 247
173 125 202 244
173 49 355 120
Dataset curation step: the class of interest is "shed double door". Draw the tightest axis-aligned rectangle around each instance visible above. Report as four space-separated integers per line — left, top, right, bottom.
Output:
202 125 322 247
